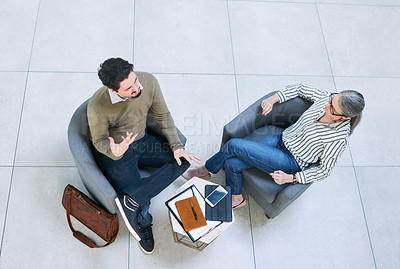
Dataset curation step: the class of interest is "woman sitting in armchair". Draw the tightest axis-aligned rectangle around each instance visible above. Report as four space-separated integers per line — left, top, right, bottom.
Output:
183 84 365 208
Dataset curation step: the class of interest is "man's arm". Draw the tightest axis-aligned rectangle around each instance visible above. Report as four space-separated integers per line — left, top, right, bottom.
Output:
149 75 201 166
87 97 137 160
149 76 184 152
88 107 139 160
87 103 116 159
108 132 138 158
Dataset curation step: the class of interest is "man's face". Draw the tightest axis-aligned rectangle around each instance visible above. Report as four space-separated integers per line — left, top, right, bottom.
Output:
112 71 141 98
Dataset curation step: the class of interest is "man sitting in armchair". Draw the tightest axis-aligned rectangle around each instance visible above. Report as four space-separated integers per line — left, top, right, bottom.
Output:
87 57 200 254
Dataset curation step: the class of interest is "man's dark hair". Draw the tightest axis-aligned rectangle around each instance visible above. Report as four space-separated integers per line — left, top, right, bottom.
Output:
98 58 134 91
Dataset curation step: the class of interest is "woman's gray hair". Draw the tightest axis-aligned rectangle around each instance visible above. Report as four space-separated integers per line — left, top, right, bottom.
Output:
338 90 365 135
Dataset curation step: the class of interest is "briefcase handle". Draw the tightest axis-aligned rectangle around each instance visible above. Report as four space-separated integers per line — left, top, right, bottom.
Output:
65 192 116 248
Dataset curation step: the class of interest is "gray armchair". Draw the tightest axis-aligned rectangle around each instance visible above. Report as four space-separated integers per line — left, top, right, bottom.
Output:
221 91 313 218
67 99 187 214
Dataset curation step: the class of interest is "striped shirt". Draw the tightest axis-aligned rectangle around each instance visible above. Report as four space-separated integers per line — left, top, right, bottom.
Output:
276 84 350 184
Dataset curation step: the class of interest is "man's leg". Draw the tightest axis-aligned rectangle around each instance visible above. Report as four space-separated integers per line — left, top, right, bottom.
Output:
93 147 143 242
125 134 190 205
128 134 189 254
135 201 155 254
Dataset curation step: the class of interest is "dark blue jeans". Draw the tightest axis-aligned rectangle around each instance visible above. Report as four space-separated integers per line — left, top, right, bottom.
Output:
94 133 189 227
205 133 300 195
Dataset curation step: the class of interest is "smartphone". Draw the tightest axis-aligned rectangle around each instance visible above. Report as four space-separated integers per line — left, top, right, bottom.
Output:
205 186 228 207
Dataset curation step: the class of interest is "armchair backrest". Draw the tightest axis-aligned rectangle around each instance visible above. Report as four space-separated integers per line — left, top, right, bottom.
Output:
68 99 118 213
222 91 312 145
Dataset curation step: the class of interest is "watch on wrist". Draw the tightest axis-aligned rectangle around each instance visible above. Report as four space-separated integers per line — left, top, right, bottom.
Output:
292 174 297 183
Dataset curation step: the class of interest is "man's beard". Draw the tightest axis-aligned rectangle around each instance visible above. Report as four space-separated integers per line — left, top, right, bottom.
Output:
131 88 142 98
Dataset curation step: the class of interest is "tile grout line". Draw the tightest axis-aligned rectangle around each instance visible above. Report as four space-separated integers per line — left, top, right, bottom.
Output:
347 144 378 269
316 0 377 264
2 70 400 80
228 0 400 8
226 2 256 268
246 193 257 269
132 0 136 68
316 0 377 265
229 0 315 3
318 1 376 267
316 2 400 8
128 237 131 269
0 0 42 258
314 2 337 90
225 0 240 115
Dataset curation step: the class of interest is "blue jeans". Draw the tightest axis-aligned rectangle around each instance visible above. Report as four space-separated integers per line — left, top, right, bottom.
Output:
94 133 189 227
205 133 300 195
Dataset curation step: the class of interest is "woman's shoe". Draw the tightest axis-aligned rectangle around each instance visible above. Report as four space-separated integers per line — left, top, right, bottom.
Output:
232 198 247 209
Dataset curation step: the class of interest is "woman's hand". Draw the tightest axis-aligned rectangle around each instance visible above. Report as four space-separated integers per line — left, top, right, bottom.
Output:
261 94 279 115
270 170 294 185
109 132 138 157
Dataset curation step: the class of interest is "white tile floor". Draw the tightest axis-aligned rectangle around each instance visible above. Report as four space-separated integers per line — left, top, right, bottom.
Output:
1 0 399 268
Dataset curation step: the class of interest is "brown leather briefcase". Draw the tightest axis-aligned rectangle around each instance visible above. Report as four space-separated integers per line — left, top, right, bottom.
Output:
61 184 119 248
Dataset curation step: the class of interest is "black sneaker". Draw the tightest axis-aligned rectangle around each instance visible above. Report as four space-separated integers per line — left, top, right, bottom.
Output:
115 195 141 241
138 224 154 254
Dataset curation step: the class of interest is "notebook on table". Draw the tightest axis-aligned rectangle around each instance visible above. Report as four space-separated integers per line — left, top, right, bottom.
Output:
175 196 207 232
165 185 222 242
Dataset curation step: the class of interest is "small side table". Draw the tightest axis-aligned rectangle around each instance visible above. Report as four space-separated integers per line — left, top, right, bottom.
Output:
167 177 235 250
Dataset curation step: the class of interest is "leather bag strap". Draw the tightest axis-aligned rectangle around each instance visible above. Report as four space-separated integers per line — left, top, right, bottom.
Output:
65 191 115 248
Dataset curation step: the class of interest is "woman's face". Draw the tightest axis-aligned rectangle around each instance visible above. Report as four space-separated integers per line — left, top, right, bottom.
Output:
325 94 350 122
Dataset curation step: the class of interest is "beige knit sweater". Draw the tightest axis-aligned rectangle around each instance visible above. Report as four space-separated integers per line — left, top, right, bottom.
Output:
87 71 183 160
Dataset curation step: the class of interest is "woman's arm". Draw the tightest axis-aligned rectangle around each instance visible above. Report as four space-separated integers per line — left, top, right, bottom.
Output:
261 94 280 115
276 84 329 103
261 84 328 116
296 140 347 184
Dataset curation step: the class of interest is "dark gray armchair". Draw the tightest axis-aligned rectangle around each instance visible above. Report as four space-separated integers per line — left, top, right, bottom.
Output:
221 91 313 218
67 99 187 213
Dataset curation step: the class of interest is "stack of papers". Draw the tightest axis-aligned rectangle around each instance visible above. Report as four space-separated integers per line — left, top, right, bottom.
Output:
165 185 222 242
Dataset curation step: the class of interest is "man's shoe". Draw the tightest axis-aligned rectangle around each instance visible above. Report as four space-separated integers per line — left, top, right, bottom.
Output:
138 225 155 254
115 195 141 241
182 166 211 181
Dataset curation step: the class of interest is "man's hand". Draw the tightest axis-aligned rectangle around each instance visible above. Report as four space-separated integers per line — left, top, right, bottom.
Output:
173 148 202 167
270 170 294 185
109 132 138 158
261 94 279 115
